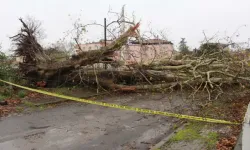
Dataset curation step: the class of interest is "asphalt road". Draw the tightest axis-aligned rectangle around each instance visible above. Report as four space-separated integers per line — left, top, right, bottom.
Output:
0 93 193 150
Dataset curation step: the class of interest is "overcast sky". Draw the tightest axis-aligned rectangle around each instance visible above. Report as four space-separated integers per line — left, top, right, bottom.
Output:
1 0 250 52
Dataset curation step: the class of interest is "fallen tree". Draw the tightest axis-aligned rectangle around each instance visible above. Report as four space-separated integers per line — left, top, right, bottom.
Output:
11 18 140 82
10 18 250 101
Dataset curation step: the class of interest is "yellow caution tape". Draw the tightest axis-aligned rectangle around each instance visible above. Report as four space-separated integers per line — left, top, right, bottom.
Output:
0 79 240 125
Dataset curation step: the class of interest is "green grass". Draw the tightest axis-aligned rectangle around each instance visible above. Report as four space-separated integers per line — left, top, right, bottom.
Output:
172 124 179 130
23 101 36 108
22 101 48 111
39 105 46 111
203 132 219 150
167 123 219 150
170 123 202 142
15 106 24 113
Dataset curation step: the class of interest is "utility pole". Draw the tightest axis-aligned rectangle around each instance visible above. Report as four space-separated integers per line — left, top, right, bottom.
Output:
104 18 107 47
103 5 126 68
120 5 125 34
104 18 107 69
120 5 126 61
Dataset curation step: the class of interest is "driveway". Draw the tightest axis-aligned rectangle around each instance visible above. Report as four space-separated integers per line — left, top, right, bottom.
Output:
0 93 195 150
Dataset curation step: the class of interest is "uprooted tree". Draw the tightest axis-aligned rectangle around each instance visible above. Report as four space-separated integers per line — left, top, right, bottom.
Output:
10 18 250 101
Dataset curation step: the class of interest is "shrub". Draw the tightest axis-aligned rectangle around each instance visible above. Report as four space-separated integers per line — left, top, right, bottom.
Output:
195 43 230 58
0 95 7 101
0 51 20 86
18 90 27 98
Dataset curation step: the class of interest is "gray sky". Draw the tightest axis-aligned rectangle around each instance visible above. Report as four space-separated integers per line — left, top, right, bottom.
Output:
1 0 250 52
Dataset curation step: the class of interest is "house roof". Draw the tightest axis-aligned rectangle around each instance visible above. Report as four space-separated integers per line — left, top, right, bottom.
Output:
130 39 173 45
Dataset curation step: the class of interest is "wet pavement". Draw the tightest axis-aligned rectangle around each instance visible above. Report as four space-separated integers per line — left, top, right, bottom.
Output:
0 93 196 150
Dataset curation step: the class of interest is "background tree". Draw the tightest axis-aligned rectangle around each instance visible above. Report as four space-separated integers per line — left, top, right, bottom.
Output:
179 38 190 54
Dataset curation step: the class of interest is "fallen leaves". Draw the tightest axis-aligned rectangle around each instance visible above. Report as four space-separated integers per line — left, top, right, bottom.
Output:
6 99 22 105
27 92 42 98
216 136 237 150
214 92 250 150
0 98 21 117
36 81 47 88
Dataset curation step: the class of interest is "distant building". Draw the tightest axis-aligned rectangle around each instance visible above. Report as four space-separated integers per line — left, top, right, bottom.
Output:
124 39 174 64
75 40 113 54
75 39 174 65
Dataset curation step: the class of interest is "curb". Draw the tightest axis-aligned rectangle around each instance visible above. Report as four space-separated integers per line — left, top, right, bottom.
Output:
242 103 250 150
150 123 187 150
